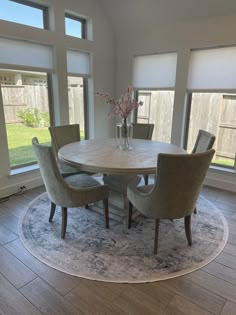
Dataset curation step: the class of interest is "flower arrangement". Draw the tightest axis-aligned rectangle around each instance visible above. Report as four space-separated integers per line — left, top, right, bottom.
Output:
96 86 143 120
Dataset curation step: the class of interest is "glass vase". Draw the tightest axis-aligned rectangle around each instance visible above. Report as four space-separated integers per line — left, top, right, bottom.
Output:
116 118 133 150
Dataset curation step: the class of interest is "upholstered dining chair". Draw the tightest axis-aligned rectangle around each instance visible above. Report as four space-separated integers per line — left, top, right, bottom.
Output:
192 129 215 214
49 124 82 177
192 129 216 154
127 149 215 254
132 123 154 185
132 123 154 141
32 137 109 239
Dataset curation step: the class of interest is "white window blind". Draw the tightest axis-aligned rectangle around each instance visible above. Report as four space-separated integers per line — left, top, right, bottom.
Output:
132 53 177 89
0 38 53 70
187 47 236 90
67 50 90 76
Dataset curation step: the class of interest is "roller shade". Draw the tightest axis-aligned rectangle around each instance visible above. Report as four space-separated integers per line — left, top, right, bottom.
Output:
0 38 53 70
133 52 177 89
188 47 236 90
67 50 90 76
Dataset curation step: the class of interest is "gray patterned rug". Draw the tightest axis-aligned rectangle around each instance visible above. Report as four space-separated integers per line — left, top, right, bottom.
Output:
19 193 228 283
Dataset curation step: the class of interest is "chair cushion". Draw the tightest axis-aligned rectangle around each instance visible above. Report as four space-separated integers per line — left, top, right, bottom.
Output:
137 184 154 193
65 174 101 188
103 175 141 194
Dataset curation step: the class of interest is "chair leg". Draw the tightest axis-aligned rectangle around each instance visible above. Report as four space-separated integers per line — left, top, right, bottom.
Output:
184 215 192 246
85 205 89 209
144 174 149 185
49 202 56 222
154 219 160 255
61 207 68 239
103 198 109 228
194 207 197 214
128 201 133 228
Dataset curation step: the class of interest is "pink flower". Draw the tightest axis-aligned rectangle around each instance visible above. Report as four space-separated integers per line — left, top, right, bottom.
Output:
96 86 143 119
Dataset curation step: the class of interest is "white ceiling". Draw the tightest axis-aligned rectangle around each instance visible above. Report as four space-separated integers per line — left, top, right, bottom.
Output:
98 0 236 32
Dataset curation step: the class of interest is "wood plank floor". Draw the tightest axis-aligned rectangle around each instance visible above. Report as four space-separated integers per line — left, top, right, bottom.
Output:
0 185 236 314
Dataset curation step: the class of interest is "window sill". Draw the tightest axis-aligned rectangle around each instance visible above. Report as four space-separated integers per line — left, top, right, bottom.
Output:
209 165 236 176
10 164 39 176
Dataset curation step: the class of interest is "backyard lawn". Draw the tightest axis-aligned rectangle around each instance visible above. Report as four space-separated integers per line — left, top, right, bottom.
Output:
7 124 51 167
7 124 85 167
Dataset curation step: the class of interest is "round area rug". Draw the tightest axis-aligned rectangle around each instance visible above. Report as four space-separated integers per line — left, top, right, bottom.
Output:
19 192 228 283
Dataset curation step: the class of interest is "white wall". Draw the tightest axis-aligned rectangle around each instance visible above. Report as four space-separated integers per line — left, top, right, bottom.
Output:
115 15 236 191
0 0 115 197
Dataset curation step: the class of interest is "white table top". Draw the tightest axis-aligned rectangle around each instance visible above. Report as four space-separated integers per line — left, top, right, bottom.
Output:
58 138 185 175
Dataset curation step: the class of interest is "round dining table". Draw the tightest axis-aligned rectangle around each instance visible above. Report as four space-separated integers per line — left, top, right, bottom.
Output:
58 138 185 175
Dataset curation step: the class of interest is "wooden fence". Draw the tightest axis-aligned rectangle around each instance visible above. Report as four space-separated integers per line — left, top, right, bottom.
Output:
138 91 236 166
2 85 84 130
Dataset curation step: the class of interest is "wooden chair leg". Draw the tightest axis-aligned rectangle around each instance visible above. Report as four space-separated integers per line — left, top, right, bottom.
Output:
144 174 149 185
184 215 192 246
61 207 68 239
154 219 160 255
128 201 133 228
49 202 56 222
103 198 109 228
194 207 197 214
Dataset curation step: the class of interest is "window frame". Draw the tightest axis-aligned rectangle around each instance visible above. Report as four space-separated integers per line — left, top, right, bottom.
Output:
65 13 87 39
184 91 236 170
0 67 54 170
67 75 89 139
134 88 175 144
83 78 89 139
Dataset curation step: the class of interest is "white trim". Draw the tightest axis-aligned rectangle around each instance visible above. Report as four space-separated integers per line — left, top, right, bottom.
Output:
205 169 236 192
10 164 39 176
0 64 54 74
0 175 43 199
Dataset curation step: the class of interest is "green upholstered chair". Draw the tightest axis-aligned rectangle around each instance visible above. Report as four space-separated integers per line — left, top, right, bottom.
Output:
127 149 215 254
192 129 215 214
32 137 109 239
132 123 154 185
49 124 82 177
192 129 216 153
132 123 154 141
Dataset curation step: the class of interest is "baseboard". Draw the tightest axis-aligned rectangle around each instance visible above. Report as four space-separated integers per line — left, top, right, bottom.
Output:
205 172 236 192
0 176 44 198
0 169 235 199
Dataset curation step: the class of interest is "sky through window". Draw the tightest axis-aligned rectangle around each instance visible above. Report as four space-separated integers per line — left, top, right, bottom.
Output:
0 0 44 29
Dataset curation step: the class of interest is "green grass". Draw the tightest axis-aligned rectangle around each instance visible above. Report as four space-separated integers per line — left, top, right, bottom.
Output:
7 124 51 167
6 124 84 168
212 158 235 168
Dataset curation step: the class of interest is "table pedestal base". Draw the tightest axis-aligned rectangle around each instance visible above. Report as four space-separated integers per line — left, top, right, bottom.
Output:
89 189 140 224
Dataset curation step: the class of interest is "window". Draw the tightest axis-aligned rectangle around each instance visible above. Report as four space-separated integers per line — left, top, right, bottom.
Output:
0 69 51 168
67 50 90 138
185 47 236 169
65 13 86 39
186 92 236 168
137 90 174 143
133 52 177 142
0 38 53 169
68 77 87 139
0 0 48 29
